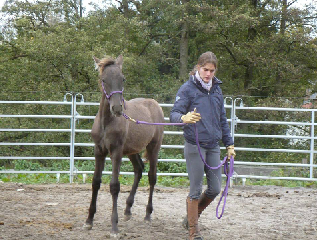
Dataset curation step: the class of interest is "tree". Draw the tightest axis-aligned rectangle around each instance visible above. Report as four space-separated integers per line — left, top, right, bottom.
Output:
1 0 317 99
187 0 317 97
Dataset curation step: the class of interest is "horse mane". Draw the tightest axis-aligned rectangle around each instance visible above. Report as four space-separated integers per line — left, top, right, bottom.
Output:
97 56 116 92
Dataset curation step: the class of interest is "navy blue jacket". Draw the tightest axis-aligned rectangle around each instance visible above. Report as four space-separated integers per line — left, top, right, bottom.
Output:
170 75 233 149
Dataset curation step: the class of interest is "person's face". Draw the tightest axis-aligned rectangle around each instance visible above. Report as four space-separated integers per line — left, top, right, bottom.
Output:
198 63 216 83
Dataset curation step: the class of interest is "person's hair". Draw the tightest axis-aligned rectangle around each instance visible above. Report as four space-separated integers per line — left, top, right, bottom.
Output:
190 51 218 75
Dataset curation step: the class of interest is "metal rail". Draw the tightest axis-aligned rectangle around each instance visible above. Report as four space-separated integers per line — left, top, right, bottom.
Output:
1 95 316 182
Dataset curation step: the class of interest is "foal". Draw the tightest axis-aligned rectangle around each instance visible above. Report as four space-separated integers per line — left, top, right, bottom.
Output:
84 55 164 236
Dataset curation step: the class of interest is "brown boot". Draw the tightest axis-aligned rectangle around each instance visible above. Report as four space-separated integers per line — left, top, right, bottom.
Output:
187 197 203 240
198 193 213 217
182 193 213 230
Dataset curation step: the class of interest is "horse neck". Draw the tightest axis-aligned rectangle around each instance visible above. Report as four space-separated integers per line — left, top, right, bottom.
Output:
99 95 112 123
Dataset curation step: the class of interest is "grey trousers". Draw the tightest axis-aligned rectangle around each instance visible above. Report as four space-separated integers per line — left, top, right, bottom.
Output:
184 141 222 200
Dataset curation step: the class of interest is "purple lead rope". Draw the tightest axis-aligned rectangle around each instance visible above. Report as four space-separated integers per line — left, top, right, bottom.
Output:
123 113 234 219
123 113 186 126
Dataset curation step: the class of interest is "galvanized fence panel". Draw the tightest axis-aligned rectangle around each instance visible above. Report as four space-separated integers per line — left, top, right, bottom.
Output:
0 95 317 183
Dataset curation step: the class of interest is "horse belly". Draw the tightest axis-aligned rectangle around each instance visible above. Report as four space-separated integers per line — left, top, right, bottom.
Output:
123 126 155 155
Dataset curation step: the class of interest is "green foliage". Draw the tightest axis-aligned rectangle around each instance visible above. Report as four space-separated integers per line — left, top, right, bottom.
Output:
249 178 317 188
157 175 189 187
13 159 42 170
0 173 70 184
1 0 316 99
2 172 316 188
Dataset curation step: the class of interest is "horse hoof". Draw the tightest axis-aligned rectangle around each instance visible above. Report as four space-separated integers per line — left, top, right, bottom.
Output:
110 232 120 239
82 223 93 230
144 216 151 222
124 214 132 221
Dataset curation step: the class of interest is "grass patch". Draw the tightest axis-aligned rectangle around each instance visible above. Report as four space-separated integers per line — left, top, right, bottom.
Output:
0 173 191 187
247 178 317 188
1 172 317 189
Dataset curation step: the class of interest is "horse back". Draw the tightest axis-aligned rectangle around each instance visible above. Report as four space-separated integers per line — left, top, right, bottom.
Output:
126 98 164 122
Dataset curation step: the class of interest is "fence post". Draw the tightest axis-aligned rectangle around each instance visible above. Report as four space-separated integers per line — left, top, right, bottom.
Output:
232 98 243 142
310 110 315 179
69 93 75 183
225 97 234 140
69 93 85 183
64 93 74 183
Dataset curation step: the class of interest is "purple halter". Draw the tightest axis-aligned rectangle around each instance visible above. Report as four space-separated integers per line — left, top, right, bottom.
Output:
102 81 123 100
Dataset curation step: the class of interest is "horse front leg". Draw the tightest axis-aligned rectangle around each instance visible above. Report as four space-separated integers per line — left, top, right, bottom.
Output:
124 153 144 220
109 152 122 236
84 146 106 230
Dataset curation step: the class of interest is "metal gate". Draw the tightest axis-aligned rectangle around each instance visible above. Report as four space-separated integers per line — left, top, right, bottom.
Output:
1 94 316 183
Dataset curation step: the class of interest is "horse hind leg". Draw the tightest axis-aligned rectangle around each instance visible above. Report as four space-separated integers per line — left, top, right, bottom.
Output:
124 153 144 221
144 142 160 221
84 146 106 230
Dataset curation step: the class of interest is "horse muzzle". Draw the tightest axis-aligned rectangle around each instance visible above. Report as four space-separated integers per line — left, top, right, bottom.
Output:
111 104 123 117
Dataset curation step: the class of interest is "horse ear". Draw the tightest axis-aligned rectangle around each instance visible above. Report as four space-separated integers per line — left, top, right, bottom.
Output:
116 55 123 69
93 56 100 71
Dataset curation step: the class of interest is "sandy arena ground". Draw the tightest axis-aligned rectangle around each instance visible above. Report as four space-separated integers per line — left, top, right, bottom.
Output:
0 182 316 240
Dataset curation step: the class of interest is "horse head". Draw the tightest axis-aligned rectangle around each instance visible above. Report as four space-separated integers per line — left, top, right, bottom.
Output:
94 55 125 117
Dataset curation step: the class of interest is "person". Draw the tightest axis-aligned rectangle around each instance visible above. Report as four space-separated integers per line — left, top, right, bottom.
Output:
169 51 236 240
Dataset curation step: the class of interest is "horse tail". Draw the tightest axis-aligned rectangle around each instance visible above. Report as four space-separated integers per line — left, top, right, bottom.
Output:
137 153 145 170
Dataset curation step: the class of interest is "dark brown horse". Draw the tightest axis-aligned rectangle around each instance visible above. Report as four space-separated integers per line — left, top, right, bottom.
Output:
84 55 164 236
